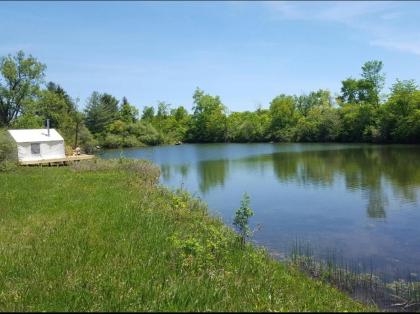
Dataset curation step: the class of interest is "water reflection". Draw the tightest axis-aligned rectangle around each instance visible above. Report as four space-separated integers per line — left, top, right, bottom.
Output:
160 163 190 185
191 145 420 218
366 189 387 219
197 159 229 193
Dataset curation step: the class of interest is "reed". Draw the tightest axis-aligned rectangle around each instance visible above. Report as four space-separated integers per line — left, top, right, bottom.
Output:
288 239 420 311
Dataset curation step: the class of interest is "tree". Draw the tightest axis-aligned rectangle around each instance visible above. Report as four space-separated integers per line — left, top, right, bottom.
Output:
338 78 374 105
85 92 119 135
120 97 139 123
338 61 385 107
227 111 270 142
0 51 46 126
269 94 297 141
100 93 120 120
295 89 332 117
46 82 76 112
336 61 386 142
73 111 85 148
34 83 76 128
189 88 227 142
141 106 155 121
295 106 341 142
339 102 377 142
168 106 191 142
361 60 385 106
380 79 420 143
172 106 188 122
156 101 170 119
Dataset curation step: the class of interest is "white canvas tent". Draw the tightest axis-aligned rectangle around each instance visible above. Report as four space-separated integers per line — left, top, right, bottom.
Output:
7 129 66 163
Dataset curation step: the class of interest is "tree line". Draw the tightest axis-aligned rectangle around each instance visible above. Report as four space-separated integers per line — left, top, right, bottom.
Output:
1 51 419 153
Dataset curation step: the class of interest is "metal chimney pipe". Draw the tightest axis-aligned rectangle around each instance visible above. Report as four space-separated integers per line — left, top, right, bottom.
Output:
46 119 50 136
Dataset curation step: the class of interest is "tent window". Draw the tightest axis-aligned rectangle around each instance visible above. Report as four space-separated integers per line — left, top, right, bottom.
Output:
31 143 40 155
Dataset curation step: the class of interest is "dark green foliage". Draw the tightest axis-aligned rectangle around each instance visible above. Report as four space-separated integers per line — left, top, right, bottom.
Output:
85 92 120 135
339 78 375 105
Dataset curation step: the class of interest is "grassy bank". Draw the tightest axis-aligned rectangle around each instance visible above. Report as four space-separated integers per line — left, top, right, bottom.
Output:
0 159 372 311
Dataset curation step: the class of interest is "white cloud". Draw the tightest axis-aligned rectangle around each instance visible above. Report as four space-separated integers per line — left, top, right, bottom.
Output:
370 39 420 56
316 2 384 23
266 1 420 57
268 1 393 24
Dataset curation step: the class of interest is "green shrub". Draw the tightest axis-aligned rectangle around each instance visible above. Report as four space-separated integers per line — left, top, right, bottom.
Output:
102 133 124 148
133 122 164 145
233 193 254 246
122 135 145 148
76 125 98 154
0 129 17 171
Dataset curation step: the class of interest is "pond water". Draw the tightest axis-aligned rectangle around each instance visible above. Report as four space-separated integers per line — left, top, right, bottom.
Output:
100 143 420 280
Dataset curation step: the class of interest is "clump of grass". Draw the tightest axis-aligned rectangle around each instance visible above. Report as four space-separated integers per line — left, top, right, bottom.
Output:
0 160 371 311
69 158 160 185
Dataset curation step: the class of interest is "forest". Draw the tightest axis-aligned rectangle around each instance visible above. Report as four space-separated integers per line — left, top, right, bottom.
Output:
1 50 419 153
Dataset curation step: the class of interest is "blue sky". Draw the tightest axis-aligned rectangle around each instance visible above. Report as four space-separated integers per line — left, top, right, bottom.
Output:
1 1 420 112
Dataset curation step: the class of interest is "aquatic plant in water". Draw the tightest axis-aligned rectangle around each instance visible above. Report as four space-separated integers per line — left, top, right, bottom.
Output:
289 240 420 311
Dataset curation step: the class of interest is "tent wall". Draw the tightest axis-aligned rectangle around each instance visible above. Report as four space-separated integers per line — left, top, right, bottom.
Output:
17 141 65 162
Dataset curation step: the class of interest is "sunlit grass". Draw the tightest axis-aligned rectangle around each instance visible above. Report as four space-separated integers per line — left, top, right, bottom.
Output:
0 160 373 311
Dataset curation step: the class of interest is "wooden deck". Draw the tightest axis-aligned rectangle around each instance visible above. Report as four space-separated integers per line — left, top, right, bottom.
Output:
20 154 95 166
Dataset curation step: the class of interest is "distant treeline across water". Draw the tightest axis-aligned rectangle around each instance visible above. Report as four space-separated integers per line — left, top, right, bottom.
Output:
1 51 419 154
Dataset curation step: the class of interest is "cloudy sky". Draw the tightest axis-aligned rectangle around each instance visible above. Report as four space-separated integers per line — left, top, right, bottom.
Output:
1 1 420 112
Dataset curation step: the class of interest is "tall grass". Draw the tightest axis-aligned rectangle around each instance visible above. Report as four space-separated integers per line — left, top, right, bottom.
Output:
289 240 420 311
0 159 371 311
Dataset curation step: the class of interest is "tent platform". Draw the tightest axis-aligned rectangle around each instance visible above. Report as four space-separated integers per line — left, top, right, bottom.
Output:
20 154 96 166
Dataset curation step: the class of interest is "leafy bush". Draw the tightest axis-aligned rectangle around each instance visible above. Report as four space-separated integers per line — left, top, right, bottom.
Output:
134 122 164 145
122 135 145 148
77 125 98 154
102 133 124 148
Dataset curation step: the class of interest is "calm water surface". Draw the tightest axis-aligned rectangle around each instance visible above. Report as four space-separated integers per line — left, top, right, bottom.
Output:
100 143 420 280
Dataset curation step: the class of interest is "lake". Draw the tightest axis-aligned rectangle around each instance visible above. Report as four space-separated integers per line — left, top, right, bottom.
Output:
100 143 420 280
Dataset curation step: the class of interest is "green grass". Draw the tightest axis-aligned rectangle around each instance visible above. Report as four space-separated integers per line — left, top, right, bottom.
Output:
0 160 374 311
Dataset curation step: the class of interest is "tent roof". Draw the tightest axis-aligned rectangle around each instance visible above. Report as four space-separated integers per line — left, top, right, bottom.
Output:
8 129 64 143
